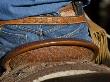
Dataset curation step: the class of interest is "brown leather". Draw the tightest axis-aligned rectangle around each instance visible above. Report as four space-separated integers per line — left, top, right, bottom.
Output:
1 39 99 71
0 16 85 25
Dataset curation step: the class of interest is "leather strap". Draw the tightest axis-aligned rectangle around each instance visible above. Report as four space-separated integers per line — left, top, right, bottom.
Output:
0 16 85 25
0 4 85 25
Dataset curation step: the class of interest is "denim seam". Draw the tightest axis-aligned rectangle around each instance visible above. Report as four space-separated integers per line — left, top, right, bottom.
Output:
44 25 65 34
1 30 25 37
6 25 40 34
56 25 83 38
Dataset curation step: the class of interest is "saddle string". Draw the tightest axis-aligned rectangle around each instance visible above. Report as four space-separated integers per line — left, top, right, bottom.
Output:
85 14 110 64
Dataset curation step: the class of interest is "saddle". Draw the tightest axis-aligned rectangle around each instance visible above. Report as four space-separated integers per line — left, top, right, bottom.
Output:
0 1 110 82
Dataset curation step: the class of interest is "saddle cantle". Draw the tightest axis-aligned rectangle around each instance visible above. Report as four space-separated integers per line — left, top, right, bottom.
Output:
1 39 98 71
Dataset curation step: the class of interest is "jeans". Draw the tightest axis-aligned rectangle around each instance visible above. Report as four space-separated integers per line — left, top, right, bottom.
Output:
0 0 70 20
0 23 92 59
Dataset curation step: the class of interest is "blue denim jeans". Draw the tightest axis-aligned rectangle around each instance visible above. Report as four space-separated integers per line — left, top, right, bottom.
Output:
0 23 92 59
0 0 70 20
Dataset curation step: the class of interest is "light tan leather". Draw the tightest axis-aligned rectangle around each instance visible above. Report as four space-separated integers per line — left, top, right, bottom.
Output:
58 4 76 16
86 18 110 64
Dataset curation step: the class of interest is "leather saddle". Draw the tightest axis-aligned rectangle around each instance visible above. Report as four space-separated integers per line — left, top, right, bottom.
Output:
0 2 98 70
0 2 110 82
